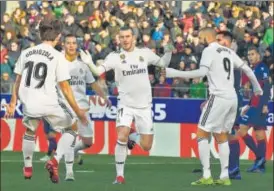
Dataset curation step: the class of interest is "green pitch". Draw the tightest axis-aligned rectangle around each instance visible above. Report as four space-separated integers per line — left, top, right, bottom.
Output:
1 152 273 191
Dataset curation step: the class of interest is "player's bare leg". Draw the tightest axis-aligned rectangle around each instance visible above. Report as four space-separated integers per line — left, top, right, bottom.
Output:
22 128 36 180
45 123 77 184
113 126 130 184
213 133 231 186
139 134 153 151
191 128 214 186
73 136 93 165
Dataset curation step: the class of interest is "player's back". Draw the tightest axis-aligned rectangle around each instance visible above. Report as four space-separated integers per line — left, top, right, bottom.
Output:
15 43 70 117
202 42 237 99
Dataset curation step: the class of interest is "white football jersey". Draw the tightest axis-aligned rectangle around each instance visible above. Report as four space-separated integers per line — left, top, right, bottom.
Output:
14 43 71 117
101 47 161 108
200 42 244 99
58 58 95 110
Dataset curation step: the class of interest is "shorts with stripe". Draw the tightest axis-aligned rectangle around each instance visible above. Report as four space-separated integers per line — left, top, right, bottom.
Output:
23 101 76 133
198 95 238 134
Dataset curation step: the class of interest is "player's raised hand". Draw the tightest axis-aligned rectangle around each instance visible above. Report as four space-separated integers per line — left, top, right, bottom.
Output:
77 109 88 125
262 105 269 114
79 49 94 65
3 103 16 119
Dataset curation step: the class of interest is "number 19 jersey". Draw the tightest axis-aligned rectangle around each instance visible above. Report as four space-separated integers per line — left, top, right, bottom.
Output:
200 42 245 99
14 43 71 117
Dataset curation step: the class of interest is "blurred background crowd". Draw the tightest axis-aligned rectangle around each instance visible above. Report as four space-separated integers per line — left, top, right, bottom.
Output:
0 1 273 100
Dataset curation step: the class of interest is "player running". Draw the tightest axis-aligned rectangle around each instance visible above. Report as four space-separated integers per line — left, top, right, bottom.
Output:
4 19 87 184
237 46 271 173
60 34 111 181
80 26 172 184
163 28 262 186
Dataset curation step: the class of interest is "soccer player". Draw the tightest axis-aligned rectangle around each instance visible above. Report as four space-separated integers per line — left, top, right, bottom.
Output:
39 120 57 162
61 34 111 181
80 26 172 184
216 31 243 179
4 19 88 184
237 46 271 173
163 28 262 186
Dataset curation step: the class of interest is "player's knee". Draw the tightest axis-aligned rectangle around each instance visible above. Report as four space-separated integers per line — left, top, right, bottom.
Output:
255 131 266 140
117 126 130 142
237 127 248 137
82 137 93 147
140 143 152 151
25 128 35 136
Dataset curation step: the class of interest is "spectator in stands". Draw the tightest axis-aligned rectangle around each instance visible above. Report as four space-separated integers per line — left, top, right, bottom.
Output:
189 78 207 99
8 40 20 62
0 55 15 78
154 75 172 98
1 72 13 93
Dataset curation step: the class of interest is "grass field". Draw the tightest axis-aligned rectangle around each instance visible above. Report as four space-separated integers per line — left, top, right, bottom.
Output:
1 152 273 191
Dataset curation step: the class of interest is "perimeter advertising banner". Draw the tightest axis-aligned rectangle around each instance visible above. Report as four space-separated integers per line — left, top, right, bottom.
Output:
1 95 273 160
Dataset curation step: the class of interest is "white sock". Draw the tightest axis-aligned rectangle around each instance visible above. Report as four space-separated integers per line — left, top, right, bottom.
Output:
115 141 127 177
22 134 36 167
54 130 76 163
74 139 89 154
65 145 74 174
129 132 140 144
198 138 211 179
218 141 230 179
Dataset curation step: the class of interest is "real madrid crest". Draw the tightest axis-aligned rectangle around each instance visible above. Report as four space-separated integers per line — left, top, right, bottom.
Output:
79 68 83 74
120 54 126 60
120 54 127 64
139 56 144 62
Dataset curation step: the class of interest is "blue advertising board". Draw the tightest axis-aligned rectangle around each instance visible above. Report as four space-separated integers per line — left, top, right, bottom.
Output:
0 94 273 125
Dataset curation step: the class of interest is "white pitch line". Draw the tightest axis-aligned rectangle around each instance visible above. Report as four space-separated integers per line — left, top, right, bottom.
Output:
0 160 259 166
75 170 95 173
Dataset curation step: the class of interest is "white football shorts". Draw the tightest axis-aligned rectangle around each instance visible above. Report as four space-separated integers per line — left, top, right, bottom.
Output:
198 95 238 134
116 104 154 135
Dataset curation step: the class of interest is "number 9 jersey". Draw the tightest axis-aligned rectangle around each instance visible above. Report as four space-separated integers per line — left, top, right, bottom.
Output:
14 43 71 117
200 42 245 99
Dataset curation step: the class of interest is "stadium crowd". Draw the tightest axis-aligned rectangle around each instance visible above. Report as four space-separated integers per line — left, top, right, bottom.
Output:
0 1 273 99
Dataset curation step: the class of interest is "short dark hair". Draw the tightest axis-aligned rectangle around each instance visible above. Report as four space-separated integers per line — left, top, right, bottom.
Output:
248 46 259 53
64 34 76 42
119 26 134 35
39 19 63 41
217 31 233 42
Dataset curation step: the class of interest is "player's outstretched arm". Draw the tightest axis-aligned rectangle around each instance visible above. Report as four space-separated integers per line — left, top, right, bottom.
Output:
58 80 88 124
79 50 105 76
145 47 172 67
4 75 21 118
240 64 263 96
90 82 112 107
165 66 209 79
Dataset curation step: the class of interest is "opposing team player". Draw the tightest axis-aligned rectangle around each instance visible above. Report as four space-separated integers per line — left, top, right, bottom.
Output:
80 26 172 184
39 120 57 162
61 34 111 181
216 31 243 179
163 28 262 186
4 19 87 184
237 46 271 173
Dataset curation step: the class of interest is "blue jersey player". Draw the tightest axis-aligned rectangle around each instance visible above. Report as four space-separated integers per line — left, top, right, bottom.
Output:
39 120 57 162
238 46 271 173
